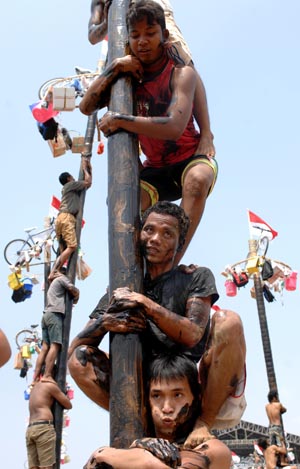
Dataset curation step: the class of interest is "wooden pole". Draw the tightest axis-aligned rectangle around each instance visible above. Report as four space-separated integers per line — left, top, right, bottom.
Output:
248 240 286 444
54 113 97 468
107 0 146 448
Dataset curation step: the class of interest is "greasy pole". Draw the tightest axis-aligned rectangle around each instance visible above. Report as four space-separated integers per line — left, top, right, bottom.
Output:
54 113 97 468
248 239 286 441
107 0 146 448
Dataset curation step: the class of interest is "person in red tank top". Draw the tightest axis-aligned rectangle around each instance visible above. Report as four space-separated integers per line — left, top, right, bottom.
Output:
81 0 217 264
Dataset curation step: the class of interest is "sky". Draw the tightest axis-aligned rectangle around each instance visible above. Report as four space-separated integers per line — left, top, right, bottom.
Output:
1 0 300 467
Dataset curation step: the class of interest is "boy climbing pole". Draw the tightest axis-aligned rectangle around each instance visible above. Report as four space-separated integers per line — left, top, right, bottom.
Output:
81 0 217 264
49 158 92 280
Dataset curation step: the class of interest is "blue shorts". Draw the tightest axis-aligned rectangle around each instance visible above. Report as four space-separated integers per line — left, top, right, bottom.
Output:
140 155 218 205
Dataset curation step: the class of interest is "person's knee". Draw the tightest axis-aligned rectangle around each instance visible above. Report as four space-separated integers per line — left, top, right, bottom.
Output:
68 347 87 380
183 165 214 198
212 310 245 350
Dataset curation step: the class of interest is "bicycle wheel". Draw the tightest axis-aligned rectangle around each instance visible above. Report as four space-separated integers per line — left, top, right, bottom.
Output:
51 235 59 256
4 239 32 266
15 329 35 349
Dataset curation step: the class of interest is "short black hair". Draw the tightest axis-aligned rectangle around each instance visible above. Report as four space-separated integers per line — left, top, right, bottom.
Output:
268 390 278 402
257 438 269 450
59 172 71 186
148 353 200 401
127 0 166 33
141 201 190 252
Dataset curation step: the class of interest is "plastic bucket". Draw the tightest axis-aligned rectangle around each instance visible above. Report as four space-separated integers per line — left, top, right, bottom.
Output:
285 271 297 291
67 388 74 400
225 280 237 297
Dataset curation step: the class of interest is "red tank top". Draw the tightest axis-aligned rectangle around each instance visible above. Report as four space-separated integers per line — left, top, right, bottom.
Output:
135 58 200 168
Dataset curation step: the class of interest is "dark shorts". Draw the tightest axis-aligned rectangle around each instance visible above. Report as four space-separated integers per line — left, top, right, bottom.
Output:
26 422 56 467
140 155 218 205
42 311 63 345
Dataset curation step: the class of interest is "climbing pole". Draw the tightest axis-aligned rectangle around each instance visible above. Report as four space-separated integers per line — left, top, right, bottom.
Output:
107 0 146 448
53 113 97 469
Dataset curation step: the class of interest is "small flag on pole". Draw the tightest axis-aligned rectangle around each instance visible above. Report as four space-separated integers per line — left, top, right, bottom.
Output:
248 210 278 240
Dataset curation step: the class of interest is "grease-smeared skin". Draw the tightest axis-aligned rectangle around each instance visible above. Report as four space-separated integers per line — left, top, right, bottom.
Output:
75 347 110 395
130 438 181 468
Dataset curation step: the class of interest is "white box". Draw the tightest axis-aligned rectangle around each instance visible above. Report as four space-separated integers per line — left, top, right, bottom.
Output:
53 87 75 111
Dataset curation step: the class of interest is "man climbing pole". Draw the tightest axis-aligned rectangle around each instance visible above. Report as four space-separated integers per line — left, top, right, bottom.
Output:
82 0 217 264
49 158 92 280
68 201 246 445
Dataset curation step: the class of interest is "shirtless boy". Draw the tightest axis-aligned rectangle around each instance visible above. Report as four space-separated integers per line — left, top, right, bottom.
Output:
25 377 72 469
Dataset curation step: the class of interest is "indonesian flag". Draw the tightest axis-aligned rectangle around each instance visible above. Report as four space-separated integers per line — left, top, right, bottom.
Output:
231 451 240 463
254 443 263 456
248 210 278 240
49 196 85 227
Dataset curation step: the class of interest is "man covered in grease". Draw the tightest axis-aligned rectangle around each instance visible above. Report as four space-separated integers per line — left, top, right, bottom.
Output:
84 354 232 469
68 201 246 445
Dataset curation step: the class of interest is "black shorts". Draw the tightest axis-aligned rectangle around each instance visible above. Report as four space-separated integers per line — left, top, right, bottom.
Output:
140 155 218 204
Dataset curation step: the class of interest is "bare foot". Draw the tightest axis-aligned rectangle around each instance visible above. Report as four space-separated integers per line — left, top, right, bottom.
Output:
41 376 57 385
183 421 215 449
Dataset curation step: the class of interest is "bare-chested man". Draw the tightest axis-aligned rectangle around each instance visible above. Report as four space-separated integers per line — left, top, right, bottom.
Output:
266 390 287 446
257 438 296 469
25 376 72 469
84 354 232 469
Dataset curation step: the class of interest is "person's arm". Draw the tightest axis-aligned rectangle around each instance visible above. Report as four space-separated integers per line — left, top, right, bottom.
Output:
68 311 146 358
83 446 210 469
67 284 80 304
88 0 111 45
98 65 197 141
84 447 171 469
82 158 92 188
80 55 144 115
280 403 287 414
108 287 210 348
50 383 72 410
0 329 11 367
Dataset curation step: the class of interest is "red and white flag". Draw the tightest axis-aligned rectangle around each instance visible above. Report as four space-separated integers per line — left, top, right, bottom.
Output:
49 195 60 220
49 196 85 227
248 210 278 240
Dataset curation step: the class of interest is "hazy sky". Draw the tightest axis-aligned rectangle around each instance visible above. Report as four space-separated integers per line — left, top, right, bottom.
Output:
1 0 300 467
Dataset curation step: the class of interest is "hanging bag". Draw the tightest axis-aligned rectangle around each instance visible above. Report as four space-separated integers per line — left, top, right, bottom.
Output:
261 259 274 281
231 269 249 288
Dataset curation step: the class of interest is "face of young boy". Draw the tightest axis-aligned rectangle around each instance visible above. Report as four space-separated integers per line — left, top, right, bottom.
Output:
149 376 194 440
128 17 168 65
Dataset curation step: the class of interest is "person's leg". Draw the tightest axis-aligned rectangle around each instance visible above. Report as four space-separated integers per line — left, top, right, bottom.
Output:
49 213 76 278
42 342 61 382
185 309 246 446
141 187 152 211
68 346 110 410
175 162 215 264
26 427 39 469
35 423 56 469
33 341 49 381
